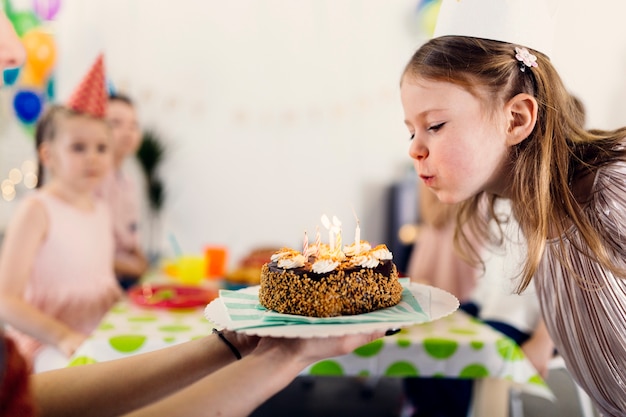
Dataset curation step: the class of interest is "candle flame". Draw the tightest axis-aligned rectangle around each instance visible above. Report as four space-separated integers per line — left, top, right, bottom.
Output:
321 214 331 230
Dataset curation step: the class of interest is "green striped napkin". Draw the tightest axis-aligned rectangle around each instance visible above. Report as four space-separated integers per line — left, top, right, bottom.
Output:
218 279 429 330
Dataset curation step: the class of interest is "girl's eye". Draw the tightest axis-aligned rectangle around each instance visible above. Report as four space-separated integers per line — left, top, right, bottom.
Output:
97 144 108 153
428 122 445 132
71 143 85 152
409 133 415 141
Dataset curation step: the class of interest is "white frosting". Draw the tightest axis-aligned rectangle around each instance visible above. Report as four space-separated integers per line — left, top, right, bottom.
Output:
271 241 392 273
371 244 393 260
312 258 340 274
271 248 296 262
317 244 331 257
277 254 306 269
303 246 318 258
351 254 380 268
343 241 371 257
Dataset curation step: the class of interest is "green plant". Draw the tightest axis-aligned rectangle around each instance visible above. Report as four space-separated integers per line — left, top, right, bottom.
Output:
136 129 166 212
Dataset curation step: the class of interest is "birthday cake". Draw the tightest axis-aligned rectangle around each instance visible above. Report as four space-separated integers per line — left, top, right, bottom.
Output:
259 217 402 317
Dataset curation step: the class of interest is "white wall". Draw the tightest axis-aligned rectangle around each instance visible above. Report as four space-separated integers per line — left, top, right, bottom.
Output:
2 0 626 268
550 0 626 130
55 0 424 266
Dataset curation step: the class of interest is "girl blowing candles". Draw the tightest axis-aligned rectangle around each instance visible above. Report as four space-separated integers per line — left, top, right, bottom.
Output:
0 56 122 372
401 0 626 414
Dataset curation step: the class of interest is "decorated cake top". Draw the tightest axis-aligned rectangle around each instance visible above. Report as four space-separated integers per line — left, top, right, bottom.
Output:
270 214 393 274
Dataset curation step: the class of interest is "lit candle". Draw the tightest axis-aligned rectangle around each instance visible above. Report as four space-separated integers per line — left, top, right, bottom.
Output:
302 230 309 258
321 214 334 251
352 208 361 252
335 226 342 253
332 216 342 253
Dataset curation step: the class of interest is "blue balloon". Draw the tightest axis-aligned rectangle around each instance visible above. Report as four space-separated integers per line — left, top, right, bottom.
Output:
3 67 20 86
13 90 43 124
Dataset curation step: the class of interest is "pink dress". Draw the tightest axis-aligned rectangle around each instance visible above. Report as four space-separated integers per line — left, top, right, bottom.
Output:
536 160 626 416
6 191 122 366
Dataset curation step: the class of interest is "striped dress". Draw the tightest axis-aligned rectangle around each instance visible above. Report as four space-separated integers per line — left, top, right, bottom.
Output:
536 160 626 417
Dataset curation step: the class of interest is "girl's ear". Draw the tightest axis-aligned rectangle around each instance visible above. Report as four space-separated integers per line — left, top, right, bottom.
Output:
38 142 51 166
505 93 538 146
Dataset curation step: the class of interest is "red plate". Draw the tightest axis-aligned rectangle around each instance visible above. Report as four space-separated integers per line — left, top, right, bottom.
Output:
129 284 218 309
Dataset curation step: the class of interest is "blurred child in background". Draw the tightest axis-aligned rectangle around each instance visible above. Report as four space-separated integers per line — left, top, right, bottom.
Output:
0 57 122 372
407 181 479 305
99 92 148 290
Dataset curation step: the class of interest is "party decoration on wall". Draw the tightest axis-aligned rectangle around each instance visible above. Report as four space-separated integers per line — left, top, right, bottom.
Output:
33 0 62 21
22 27 56 86
13 89 43 124
1 0 60 131
1 0 60 202
1 160 38 202
2 67 20 85
416 0 441 37
7 9 40 37
227 86 396 129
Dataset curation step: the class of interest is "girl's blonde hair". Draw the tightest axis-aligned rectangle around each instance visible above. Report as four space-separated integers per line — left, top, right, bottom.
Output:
35 104 63 188
34 105 103 188
403 36 626 292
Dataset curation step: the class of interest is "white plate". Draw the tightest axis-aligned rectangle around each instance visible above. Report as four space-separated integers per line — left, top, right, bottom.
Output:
204 282 459 338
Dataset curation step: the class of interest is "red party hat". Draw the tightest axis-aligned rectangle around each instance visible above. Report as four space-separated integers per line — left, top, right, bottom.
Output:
66 54 107 118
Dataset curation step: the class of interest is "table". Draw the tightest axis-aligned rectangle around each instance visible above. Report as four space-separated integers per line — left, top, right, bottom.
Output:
69 296 551 415
302 309 542 383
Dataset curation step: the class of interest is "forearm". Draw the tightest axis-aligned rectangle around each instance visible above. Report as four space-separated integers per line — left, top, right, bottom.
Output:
114 251 149 277
521 318 555 378
33 334 239 417
128 334 383 417
530 318 554 353
124 343 306 417
0 295 78 346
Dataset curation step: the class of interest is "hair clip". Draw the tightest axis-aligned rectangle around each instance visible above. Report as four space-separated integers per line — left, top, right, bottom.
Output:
515 47 538 72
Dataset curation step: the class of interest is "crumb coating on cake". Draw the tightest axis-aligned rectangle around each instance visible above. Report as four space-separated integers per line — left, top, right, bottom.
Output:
258 260 402 317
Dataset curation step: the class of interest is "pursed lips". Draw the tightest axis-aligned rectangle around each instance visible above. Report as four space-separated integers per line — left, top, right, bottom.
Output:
420 174 435 186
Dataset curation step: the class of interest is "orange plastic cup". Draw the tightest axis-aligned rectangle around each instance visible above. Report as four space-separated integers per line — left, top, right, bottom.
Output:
204 245 228 279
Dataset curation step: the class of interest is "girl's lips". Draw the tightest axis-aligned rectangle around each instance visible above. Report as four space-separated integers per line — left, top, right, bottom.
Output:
420 175 435 186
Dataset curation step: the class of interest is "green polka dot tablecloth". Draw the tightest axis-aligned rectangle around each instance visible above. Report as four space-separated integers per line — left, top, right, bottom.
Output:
302 309 552 399
69 299 551 399
69 299 214 366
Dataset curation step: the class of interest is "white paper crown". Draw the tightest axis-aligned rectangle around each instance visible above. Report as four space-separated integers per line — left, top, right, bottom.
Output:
433 0 556 57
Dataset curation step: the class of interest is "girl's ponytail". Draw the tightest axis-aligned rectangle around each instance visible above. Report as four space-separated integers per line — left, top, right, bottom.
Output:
34 105 66 188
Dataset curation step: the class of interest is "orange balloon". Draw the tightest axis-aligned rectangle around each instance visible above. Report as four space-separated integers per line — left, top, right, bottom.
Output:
22 29 56 82
20 64 45 88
